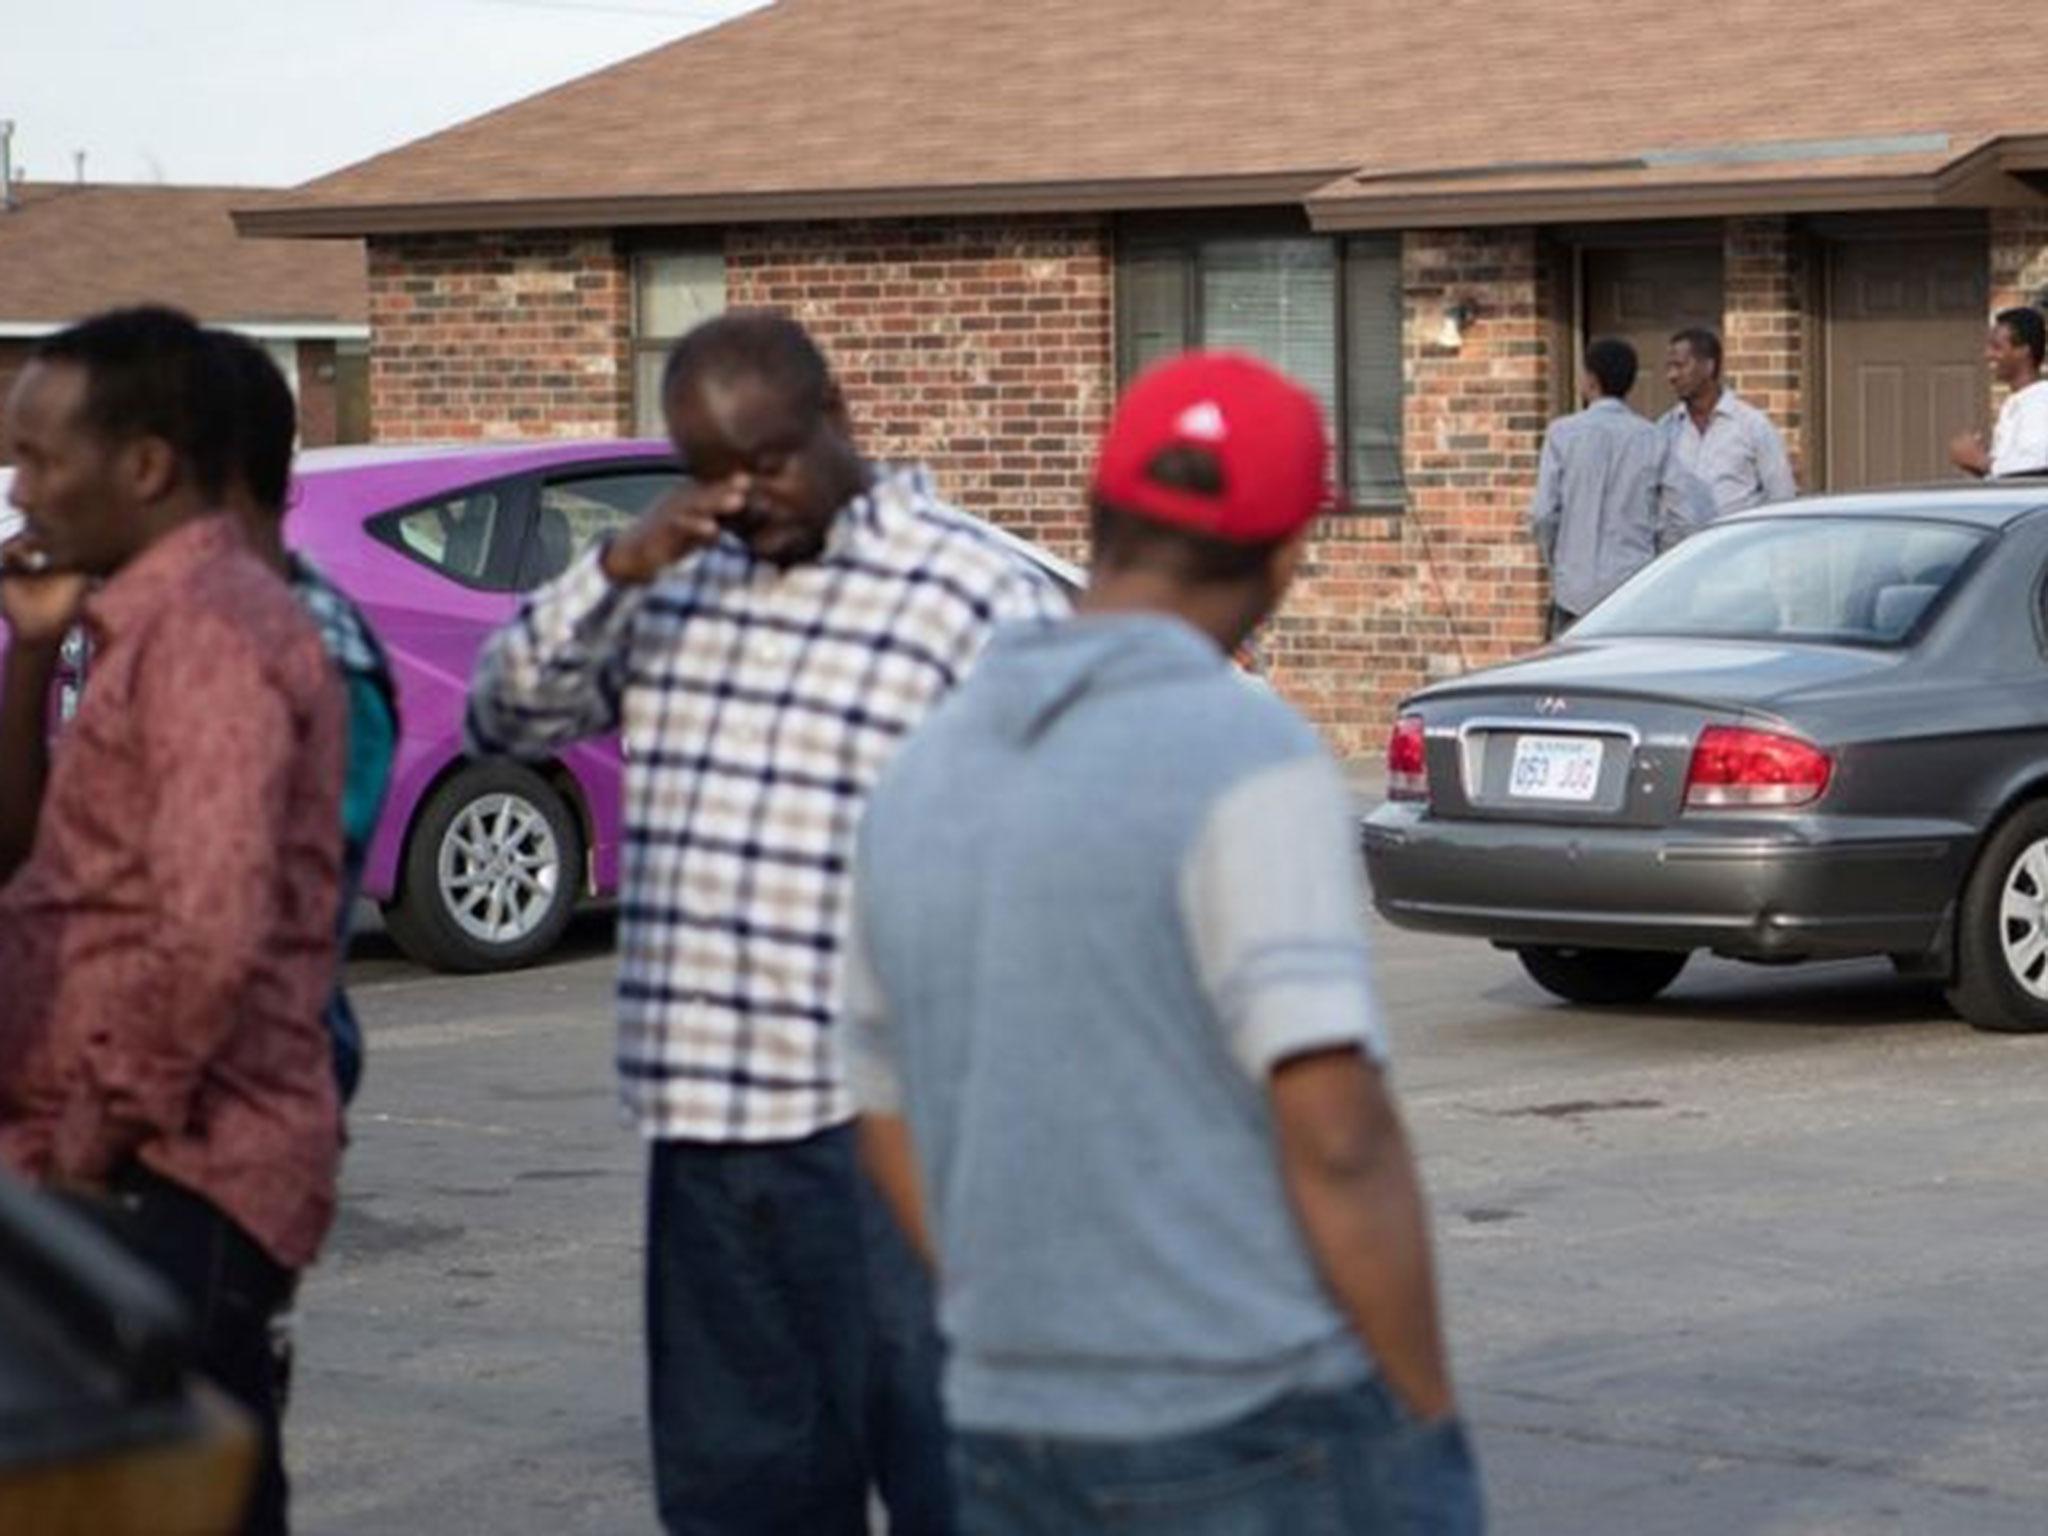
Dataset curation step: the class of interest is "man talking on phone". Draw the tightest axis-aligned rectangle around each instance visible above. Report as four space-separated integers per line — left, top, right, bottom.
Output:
467 311 1066 1535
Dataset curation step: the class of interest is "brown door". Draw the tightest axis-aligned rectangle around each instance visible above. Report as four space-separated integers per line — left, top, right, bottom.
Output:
1582 246 1725 419
1826 236 1987 490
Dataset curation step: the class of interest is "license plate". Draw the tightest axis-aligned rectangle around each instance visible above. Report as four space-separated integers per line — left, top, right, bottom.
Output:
1509 735 1603 802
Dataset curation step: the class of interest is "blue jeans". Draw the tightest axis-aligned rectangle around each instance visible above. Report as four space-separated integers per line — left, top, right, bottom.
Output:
952 1379 1484 1536
645 1127 956 1535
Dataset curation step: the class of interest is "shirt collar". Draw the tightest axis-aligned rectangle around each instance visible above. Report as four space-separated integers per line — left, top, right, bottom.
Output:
84 514 244 646
1669 389 1741 431
820 463 931 561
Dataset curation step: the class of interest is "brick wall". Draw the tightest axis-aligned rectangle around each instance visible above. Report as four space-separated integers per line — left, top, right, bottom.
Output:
728 217 1112 557
1264 228 1554 754
368 232 631 441
1990 207 2048 315
1723 215 1808 483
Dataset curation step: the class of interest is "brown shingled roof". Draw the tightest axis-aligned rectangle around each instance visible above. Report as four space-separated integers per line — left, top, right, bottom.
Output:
242 0 2048 237
1 183 365 327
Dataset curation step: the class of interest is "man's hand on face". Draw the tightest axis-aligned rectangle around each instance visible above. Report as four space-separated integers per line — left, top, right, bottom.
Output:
601 477 751 587
0 534 90 647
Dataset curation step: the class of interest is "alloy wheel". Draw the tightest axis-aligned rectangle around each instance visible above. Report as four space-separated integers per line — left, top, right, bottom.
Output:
437 792 563 947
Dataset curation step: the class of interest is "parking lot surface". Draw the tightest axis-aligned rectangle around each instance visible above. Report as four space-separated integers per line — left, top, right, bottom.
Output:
294 915 2048 1534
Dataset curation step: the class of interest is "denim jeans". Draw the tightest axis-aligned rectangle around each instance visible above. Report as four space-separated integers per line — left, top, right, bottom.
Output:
952 1378 1484 1536
645 1127 956 1535
857 1168 957 1535
98 1163 297 1536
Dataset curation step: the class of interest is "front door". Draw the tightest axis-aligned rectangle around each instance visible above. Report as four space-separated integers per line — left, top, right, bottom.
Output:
1826 234 1988 490
1582 246 1725 419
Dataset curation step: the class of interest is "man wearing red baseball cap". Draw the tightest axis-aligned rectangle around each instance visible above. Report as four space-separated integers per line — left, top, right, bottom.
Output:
844 353 1483 1533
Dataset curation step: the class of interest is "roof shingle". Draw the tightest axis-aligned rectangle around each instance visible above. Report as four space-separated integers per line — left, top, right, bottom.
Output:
244 0 2048 235
1 183 365 327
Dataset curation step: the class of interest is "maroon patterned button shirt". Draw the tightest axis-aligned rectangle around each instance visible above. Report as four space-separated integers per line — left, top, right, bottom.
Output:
0 515 345 1271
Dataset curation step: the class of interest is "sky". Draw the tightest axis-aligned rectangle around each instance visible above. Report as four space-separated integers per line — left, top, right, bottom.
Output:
7 0 771 188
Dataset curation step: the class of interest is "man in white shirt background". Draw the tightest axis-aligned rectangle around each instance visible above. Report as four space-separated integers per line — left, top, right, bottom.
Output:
1950 306 2048 479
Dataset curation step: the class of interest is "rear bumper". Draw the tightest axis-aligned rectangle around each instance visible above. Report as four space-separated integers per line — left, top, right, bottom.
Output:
1360 802 1974 960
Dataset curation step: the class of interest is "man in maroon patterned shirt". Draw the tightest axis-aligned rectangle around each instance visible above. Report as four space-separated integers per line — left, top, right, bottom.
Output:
0 306 345 1536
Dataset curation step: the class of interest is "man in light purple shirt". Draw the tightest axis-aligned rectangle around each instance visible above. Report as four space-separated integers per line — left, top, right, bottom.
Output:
1659 327 1797 522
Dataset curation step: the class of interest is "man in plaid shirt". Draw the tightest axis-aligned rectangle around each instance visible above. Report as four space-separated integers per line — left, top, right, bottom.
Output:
468 312 1064 1535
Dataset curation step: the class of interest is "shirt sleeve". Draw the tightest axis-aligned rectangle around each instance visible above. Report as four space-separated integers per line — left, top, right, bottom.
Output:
1655 432 1718 549
1754 414 1798 506
1178 751 1386 1080
839 883 905 1115
341 672 396 849
1528 424 1564 564
941 558 1074 683
56 614 341 1178
466 546 647 757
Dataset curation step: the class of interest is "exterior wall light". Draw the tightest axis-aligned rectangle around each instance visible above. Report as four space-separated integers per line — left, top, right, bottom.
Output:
1437 298 1479 349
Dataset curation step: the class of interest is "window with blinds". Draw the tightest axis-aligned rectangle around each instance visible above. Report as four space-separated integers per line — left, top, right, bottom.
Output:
632 249 728 436
1116 227 1406 509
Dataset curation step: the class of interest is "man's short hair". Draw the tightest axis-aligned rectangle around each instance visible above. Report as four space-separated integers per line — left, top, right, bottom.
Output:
207 329 299 516
34 306 236 499
661 310 832 419
1670 327 1723 375
1997 306 2048 368
1584 337 1639 399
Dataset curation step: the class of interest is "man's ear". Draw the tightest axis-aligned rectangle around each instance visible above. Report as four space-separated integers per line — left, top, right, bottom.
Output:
122 435 180 505
1269 526 1312 595
822 378 856 444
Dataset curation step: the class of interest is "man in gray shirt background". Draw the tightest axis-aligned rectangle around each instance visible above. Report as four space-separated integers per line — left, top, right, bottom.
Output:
1528 337 1704 634
1661 326 1798 521
844 352 1481 1534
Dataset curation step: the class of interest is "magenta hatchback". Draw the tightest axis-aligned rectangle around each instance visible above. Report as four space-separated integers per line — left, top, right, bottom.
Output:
286 439 678 971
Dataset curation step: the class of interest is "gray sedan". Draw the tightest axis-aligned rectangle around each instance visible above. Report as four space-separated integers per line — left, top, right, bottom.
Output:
1362 482 2048 1032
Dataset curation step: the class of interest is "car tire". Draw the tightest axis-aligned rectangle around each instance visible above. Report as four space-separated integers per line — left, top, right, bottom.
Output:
1947 801 2048 1033
1516 946 1690 1006
383 760 584 974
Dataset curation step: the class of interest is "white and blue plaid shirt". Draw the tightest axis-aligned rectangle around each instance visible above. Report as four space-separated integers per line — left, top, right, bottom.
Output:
468 466 1068 1142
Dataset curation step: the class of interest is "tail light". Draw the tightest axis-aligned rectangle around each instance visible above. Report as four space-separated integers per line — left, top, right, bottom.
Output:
1388 714 1429 801
1684 726 1831 809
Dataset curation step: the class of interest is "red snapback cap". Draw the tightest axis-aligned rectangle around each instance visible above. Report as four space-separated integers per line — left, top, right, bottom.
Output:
1091 351 1333 544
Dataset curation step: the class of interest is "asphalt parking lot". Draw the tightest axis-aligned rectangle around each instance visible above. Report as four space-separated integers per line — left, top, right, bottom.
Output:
293 911 2048 1534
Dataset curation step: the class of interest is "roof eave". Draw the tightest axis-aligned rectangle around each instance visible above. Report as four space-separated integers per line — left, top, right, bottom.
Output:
234 170 1351 240
1309 167 2047 232
1310 134 2048 231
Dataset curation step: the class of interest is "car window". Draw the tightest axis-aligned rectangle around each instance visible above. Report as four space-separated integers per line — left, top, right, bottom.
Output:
520 471 682 589
1573 517 1987 647
382 491 512 587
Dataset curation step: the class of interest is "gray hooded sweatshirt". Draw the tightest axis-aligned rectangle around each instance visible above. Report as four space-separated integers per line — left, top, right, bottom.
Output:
845 613 1388 1438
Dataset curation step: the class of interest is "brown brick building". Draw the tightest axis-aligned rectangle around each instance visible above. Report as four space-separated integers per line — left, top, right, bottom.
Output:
1 182 370 449
241 0 2048 754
